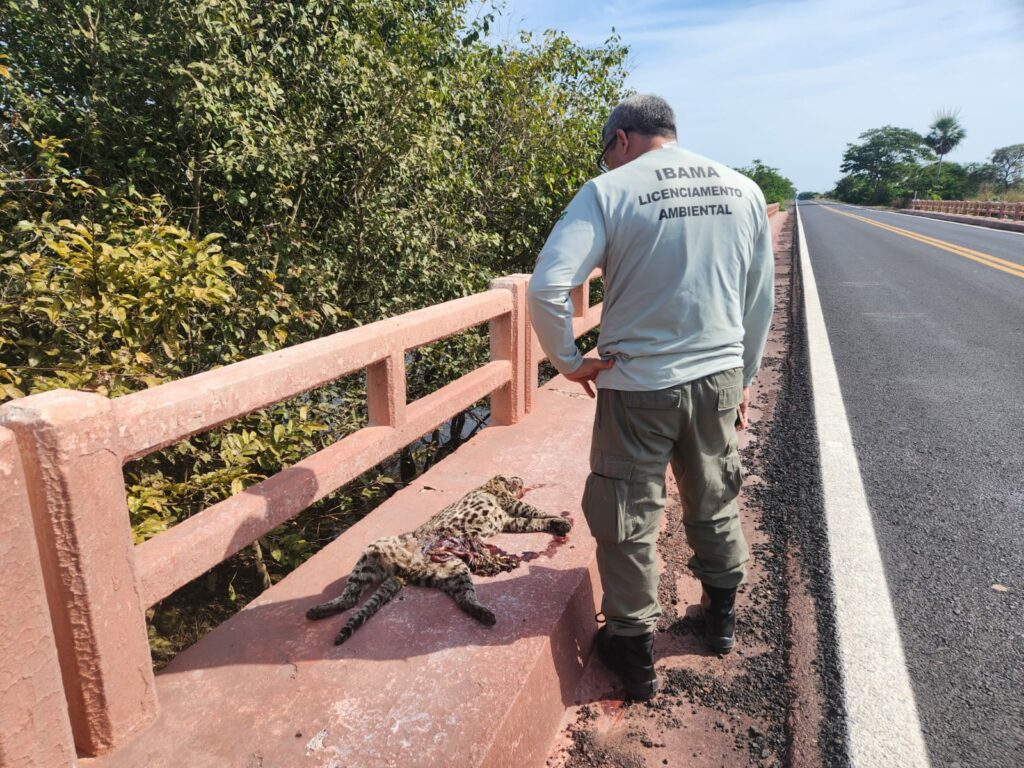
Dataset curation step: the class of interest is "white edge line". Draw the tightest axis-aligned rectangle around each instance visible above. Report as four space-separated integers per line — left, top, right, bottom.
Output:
795 201 933 768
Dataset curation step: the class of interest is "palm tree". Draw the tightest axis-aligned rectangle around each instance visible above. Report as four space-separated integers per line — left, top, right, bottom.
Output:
924 109 966 185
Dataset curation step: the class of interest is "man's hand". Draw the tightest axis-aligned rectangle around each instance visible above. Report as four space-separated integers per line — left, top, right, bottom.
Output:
736 386 751 430
564 358 615 398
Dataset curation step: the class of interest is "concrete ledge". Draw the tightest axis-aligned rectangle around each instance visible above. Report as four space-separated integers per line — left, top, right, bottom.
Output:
83 377 600 768
900 209 1024 233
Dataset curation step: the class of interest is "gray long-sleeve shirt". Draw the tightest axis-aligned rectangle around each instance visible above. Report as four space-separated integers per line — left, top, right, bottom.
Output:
527 143 774 390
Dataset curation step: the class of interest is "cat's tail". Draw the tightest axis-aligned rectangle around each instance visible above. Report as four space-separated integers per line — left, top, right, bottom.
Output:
333 575 405 645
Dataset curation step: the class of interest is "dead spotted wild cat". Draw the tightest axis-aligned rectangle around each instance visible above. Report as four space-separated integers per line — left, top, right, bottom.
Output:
306 474 571 644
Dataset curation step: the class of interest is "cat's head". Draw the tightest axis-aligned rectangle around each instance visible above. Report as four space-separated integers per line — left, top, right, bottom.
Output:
484 474 524 498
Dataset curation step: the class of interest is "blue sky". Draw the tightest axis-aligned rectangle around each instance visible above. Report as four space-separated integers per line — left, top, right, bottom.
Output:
491 0 1024 191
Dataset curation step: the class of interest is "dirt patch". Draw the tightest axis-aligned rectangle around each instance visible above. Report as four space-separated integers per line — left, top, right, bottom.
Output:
564 709 647 768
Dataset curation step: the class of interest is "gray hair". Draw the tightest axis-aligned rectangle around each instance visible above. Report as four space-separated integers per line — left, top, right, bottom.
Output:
602 94 677 143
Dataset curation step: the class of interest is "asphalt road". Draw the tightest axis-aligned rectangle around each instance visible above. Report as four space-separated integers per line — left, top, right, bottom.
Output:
798 201 1024 768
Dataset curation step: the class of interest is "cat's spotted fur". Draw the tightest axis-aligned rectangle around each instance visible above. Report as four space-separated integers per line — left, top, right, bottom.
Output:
306 475 571 644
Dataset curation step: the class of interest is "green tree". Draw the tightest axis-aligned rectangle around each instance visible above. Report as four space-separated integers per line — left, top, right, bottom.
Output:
830 174 872 204
989 143 1024 190
733 159 795 206
2 1 627 329
837 126 933 204
924 161 970 200
961 162 1000 199
924 109 966 183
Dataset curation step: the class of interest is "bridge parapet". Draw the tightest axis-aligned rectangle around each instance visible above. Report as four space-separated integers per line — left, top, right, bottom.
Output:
0 269 603 761
910 199 1024 220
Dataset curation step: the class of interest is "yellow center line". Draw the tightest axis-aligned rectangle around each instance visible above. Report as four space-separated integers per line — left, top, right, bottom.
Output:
820 205 1024 280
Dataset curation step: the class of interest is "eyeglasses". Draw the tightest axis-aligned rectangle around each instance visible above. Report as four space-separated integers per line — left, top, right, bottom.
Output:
597 133 618 173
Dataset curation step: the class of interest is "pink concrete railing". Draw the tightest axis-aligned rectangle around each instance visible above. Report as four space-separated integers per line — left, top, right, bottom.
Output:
909 199 1024 221
523 268 604 412
0 270 604 760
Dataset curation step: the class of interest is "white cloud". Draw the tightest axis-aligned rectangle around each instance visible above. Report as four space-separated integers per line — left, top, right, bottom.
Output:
500 0 1024 190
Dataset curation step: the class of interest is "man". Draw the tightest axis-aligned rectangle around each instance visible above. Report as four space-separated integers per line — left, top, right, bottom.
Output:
526 94 774 700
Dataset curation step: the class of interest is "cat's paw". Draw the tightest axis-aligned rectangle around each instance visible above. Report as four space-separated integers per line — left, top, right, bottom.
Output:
307 604 328 620
548 518 572 536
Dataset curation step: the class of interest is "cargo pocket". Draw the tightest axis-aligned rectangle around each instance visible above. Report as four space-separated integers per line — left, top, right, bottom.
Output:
583 452 634 544
717 383 742 413
723 451 744 496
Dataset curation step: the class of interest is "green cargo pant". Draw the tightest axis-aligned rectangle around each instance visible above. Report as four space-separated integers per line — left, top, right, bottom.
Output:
582 367 748 637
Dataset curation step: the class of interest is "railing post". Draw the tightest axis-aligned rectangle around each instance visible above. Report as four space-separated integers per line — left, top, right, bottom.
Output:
367 351 407 428
570 281 590 319
0 390 157 757
489 275 530 424
0 426 77 767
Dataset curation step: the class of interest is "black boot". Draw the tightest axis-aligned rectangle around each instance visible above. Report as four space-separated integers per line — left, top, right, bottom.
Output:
701 584 737 654
595 626 660 700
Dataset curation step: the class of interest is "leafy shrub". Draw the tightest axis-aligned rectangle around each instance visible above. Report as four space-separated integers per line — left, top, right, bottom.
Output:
734 159 796 206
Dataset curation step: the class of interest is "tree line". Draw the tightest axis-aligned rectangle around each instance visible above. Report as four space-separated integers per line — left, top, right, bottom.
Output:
827 110 1023 205
735 159 796 207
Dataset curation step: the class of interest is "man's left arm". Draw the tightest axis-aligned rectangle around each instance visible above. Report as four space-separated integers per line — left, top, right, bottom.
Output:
527 183 609 393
